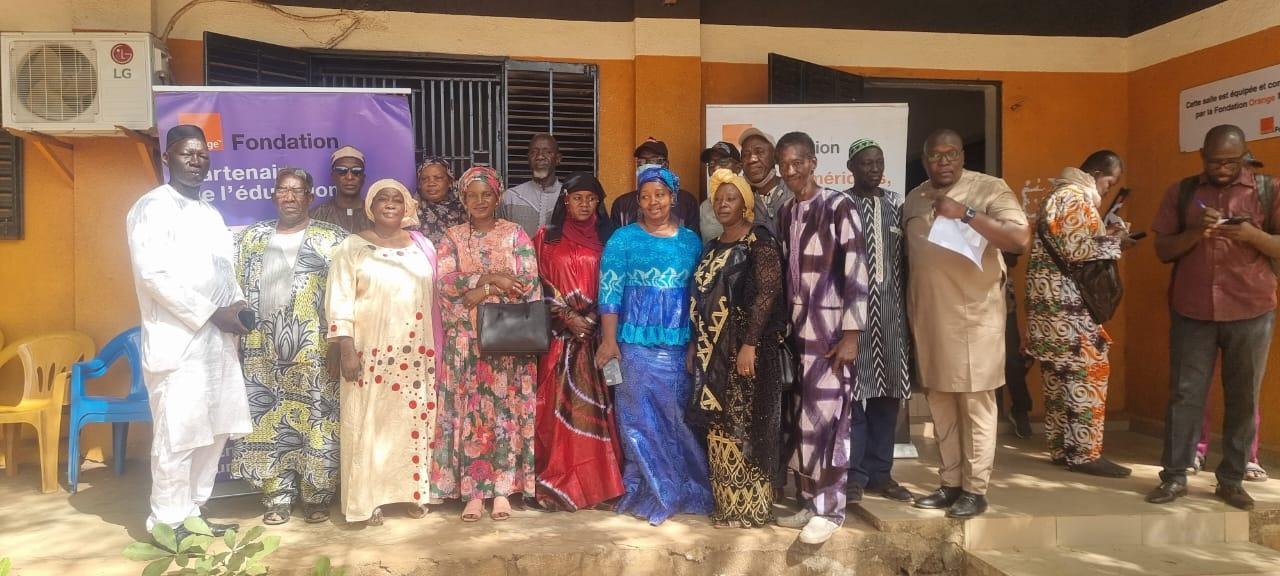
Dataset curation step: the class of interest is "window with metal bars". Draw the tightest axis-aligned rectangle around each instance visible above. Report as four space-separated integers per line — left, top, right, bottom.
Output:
0 131 23 240
203 33 599 185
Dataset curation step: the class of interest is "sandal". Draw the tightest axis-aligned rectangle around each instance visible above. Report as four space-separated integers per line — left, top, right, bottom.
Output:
303 503 329 524
263 504 291 525
406 503 428 519
1246 462 1269 482
461 499 484 522
367 507 384 526
491 496 511 521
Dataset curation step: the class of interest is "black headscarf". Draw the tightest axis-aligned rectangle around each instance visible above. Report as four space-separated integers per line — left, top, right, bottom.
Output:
544 172 615 246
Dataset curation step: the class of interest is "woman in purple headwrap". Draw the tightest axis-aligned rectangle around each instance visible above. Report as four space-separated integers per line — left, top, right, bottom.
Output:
431 166 542 522
595 166 714 525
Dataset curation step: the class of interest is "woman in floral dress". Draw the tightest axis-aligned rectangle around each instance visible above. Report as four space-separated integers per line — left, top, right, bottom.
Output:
432 166 542 521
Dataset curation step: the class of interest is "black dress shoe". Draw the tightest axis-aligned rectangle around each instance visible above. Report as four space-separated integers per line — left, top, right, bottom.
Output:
1050 457 1067 466
945 492 988 519
204 520 240 536
1145 481 1187 504
1068 456 1132 478
846 483 864 503
1010 412 1032 439
871 481 915 503
1215 484 1255 511
913 486 963 509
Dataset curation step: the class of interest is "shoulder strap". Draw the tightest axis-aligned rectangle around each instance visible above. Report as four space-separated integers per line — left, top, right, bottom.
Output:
1257 173 1273 233
1176 176 1200 233
1036 219 1074 278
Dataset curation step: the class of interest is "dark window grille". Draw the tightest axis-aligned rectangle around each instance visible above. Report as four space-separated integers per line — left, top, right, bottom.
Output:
0 131 23 240
203 33 598 185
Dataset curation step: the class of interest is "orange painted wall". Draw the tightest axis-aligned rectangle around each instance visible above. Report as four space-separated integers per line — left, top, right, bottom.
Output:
703 62 1132 418
1125 27 1280 449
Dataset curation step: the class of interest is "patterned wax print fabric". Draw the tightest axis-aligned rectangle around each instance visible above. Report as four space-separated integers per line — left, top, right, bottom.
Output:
418 196 467 246
432 219 542 502
599 223 713 524
844 188 913 401
230 219 347 507
325 234 439 522
531 229 626 511
1026 168 1121 465
689 226 787 527
776 186 870 524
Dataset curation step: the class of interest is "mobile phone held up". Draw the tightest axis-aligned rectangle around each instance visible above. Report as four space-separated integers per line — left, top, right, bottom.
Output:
238 309 257 330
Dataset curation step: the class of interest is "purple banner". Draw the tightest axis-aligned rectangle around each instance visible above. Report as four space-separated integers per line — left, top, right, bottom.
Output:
154 88 415 226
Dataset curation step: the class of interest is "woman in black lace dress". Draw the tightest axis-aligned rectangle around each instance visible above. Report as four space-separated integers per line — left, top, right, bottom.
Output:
688 169 788 528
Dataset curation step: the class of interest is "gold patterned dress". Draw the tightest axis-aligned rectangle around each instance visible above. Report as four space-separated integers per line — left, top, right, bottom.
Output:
326 233 440 522
688 226 787 527
231 219 347 508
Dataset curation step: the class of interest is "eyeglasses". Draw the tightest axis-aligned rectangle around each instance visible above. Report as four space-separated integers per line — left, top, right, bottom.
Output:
1204 156 1244 169
635 157 667 167
926 150 961 163
274 186 308 198
332 166 365 176
706 157 737 168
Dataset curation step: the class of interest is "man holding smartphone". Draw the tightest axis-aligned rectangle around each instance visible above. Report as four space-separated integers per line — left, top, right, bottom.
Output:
126 124 252 539
1147 124 1280 510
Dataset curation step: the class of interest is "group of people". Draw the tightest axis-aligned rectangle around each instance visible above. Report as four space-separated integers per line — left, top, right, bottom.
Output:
126 119 1273 546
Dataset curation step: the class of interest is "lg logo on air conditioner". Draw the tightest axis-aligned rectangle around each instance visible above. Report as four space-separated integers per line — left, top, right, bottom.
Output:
110 42 134 79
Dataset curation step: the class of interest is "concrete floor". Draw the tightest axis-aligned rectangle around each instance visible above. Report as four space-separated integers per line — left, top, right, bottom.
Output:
0 430 1275 575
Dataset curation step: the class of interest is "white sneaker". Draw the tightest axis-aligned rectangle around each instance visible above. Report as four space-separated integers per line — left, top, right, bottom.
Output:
775 508 814 529
799 516 841 544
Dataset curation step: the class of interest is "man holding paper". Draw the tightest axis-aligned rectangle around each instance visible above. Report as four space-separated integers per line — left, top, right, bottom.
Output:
903 129 1030 519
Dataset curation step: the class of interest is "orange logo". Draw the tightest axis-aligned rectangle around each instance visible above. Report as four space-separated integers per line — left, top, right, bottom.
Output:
721 124 754 145
177 112 225 152
1262 116 1276 134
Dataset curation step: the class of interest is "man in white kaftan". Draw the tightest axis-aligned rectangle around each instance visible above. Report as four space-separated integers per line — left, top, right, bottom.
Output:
126 125 252 533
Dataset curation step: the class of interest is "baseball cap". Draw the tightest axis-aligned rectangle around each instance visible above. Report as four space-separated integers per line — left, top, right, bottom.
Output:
700 141 741 163
737 127 774 148
634 137 668 159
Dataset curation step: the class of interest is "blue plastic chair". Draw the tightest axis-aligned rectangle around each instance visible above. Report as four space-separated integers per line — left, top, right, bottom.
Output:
67 326 149 493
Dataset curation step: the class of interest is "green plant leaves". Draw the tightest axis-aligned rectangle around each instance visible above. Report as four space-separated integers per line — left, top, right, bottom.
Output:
141 558 171 576
184 517 214 537
123 542 171 562
152 523 177 552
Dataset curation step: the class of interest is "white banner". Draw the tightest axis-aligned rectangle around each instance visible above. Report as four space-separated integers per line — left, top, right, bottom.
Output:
1179 64 1280 152
704 103 909 194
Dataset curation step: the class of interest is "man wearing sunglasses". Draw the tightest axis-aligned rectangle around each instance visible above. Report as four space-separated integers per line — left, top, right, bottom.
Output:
312 145 373 233
608 138 701 237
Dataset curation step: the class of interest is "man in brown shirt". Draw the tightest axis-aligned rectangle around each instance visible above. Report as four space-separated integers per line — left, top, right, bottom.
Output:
311 145 373 234
1147 124 1280 511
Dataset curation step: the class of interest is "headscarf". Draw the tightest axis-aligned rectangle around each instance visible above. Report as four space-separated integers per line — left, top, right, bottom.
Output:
847 138 881 161
364 178 420 229
708 168 755 223
548 171 612 250
458 166 504 201
637 166 679 195
415 157 466 242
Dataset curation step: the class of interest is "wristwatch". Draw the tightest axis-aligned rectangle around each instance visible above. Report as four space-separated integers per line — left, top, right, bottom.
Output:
961 206 978 224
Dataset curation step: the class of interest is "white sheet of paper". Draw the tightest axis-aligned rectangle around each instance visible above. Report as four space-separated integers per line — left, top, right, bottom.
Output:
928 216 988 270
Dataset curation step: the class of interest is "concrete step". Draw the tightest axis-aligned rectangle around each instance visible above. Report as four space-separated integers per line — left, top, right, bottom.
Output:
963 508 1251 550
967 542 1280 576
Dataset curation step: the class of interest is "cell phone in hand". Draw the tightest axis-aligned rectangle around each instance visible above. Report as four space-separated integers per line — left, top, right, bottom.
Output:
237 309 256 330
603 358 623 387
1128 231 1148 240
1221 215 1250 225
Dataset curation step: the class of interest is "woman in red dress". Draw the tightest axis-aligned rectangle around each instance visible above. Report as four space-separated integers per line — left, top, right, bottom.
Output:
532 172 625 510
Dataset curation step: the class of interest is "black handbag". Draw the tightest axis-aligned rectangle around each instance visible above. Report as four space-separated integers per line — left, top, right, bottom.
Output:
1036 220 1123 324
477 301 551 356
776 337 798 391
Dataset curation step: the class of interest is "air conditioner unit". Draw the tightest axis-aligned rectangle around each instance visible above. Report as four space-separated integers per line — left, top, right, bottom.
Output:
1 32 170 134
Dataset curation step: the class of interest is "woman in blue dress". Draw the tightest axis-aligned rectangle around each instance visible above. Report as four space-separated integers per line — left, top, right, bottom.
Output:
595 166 714 525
